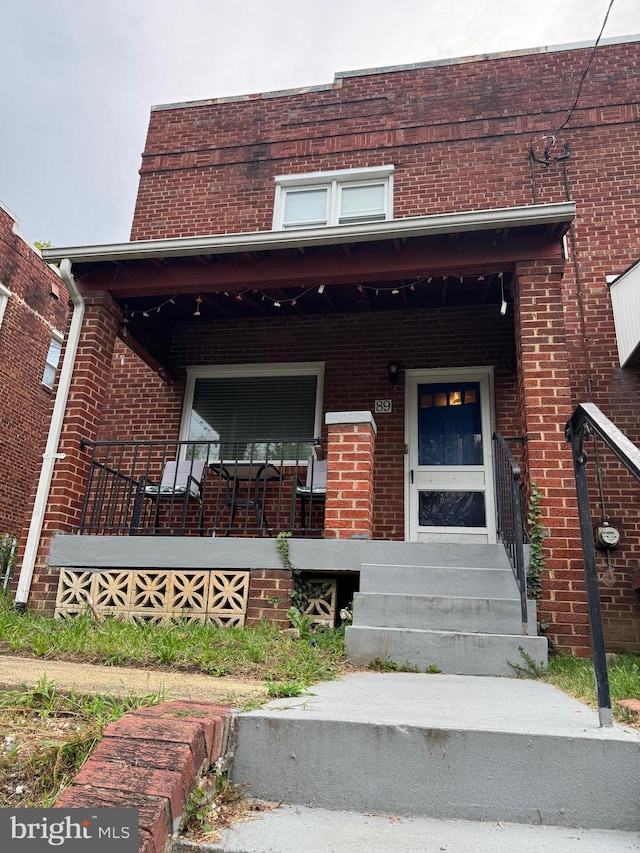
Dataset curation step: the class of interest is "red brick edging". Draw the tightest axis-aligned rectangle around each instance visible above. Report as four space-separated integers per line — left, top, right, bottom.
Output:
55 700 235 853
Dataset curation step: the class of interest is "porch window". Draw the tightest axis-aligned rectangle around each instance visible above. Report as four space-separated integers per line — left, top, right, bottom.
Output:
273 166 394 230
181 363 324 462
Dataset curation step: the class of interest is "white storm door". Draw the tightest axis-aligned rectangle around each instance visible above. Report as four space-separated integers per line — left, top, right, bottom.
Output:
406 370 496 543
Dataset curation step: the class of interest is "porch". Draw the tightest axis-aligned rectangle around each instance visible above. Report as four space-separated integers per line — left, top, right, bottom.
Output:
26 200 584 654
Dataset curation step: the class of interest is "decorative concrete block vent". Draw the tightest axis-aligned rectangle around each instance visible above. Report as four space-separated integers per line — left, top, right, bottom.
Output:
55 700 236 853
303 577 337 626
55 568 250 625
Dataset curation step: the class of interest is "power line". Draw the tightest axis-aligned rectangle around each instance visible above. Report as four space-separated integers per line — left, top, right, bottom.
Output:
555 0 616 133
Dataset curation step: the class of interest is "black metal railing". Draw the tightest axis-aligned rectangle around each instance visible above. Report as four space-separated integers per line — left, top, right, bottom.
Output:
566 402 640 727
78 438 327 538
493 433 528 635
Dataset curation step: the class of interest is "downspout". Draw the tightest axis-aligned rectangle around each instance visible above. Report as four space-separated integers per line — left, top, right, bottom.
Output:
15 259 85 611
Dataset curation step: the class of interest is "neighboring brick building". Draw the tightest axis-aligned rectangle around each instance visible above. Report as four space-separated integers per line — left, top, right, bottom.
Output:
20 35 640 654
0 201 68 560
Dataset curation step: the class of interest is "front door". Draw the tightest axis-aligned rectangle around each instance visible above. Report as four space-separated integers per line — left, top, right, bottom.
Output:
406 369 496 543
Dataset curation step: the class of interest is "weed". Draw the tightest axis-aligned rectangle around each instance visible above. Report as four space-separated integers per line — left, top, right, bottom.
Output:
508 646 547 678
266 681 308 698
426 664 443 674
286 606 314 640
526 482 545 603
367 657 419 673
181 785 215 834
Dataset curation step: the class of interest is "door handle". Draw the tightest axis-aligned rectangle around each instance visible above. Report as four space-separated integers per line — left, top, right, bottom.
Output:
410 470 414 484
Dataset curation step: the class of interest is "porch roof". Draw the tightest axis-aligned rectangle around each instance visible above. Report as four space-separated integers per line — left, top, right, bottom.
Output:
43 202 574 373
43 202 574 269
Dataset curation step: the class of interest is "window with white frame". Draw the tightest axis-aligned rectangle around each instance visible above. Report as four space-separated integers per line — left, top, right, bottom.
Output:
273 166 394 230
180 363 324 462
42 331 63 390
0 283 10 332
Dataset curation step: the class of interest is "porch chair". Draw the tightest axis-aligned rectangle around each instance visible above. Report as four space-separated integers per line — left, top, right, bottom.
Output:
292 457 327 536
140 459 206 534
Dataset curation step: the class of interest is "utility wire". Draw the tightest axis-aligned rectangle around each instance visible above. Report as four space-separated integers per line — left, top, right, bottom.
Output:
555 0 616 133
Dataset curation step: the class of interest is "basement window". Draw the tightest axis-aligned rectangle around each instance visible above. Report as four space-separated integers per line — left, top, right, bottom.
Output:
273 166 394 230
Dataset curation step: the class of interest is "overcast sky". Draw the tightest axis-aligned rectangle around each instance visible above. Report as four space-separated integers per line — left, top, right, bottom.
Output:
1 0 637 248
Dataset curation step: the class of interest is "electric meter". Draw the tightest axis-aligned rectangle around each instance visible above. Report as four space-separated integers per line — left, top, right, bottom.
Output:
596 525 620 549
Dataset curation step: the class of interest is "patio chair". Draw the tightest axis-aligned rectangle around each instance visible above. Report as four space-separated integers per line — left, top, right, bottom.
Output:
140 460 206 534
292 457 327 535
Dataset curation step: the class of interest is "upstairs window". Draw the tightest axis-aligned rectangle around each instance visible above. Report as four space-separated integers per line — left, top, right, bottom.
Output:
273 166 394 230
42 332 63 390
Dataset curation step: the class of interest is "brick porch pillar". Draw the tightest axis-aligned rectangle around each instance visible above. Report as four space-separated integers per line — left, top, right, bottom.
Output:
514 260 587 654
18 290 123 612
323 411 377 540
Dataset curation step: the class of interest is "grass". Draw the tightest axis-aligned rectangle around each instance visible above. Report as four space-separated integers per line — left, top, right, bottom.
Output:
0 676 163 807
543 652 640 722
0 595 347 689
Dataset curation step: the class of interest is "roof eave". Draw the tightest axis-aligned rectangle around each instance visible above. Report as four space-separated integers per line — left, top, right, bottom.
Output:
42 202 575 266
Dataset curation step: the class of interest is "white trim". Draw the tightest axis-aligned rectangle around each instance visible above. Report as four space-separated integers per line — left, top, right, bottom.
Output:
41 202 575 265
180 361 325 444
404 366 496 543
0 283 11 331
274 165 395 187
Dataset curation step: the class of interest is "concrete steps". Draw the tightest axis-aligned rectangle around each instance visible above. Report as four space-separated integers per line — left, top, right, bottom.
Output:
345 546 547 676
229 673 640 834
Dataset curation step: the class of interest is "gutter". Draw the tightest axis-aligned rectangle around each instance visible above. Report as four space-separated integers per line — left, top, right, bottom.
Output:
41 202 576 265
15 259 85 611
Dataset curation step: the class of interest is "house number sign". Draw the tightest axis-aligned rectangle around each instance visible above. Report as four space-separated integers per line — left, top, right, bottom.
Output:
375 399 393 414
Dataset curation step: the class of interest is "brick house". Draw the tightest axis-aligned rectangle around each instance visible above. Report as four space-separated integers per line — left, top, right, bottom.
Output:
0 201 68 580
16 35 640 664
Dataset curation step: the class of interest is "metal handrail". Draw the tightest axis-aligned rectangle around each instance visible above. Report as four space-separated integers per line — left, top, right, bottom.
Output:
565 402 640 727
493 432 528 635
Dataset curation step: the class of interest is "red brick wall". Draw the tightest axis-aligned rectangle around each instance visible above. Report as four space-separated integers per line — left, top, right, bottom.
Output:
0 206 69 539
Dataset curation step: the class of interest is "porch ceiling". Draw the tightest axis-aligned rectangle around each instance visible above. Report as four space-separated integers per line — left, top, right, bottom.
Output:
44 202 573 373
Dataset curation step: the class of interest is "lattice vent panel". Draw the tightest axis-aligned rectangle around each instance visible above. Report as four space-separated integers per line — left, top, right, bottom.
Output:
303 577 337 627
55 568 249 626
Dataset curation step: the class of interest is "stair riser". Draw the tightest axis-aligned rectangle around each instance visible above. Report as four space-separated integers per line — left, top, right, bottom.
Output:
360 564 518 598
232 718 640 831
345 626 547 676
353 592 524 633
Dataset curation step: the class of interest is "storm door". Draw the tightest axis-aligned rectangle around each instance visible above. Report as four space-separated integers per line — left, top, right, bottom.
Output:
406 370 496 543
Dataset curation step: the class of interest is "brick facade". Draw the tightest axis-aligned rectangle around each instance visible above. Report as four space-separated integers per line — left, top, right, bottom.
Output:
0 204 69 541
27 37 640 652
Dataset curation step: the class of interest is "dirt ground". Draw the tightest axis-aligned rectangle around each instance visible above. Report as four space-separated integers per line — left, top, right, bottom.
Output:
0 654 269 706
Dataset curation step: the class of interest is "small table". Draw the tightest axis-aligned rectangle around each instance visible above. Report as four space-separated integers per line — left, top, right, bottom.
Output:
209 462 281 536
